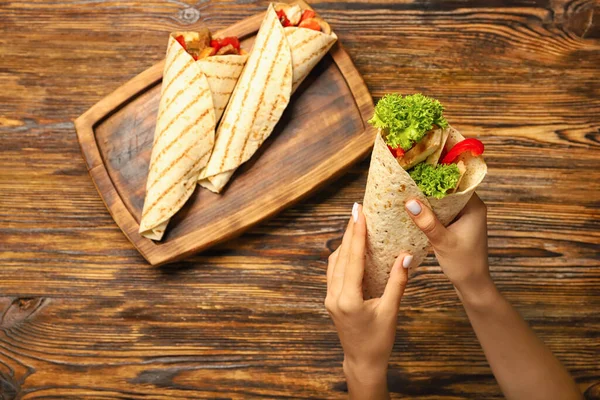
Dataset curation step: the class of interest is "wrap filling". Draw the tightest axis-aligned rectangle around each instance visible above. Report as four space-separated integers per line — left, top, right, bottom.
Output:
369 93 485 199
173 29 246 60
274 4 332 33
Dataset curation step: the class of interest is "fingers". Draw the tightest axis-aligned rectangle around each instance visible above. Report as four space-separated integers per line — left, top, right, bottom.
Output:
329 206 355 295
405 199 450 249
342 203 367 296
380 253 410 311
451 193 487 231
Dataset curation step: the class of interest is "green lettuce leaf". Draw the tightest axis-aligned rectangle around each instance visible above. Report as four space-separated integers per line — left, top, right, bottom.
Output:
368 93 448 151
409 162 460 199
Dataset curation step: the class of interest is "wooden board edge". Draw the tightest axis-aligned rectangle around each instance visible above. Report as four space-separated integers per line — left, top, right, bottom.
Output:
329 42 374 128
74 107 159 265
87 162 158 263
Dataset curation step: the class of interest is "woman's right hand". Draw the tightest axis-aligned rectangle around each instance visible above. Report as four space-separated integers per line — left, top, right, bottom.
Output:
404 193 493 301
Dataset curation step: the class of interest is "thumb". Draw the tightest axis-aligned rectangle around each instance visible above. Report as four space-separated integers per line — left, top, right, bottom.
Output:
380 253 410 311
405 199 450 249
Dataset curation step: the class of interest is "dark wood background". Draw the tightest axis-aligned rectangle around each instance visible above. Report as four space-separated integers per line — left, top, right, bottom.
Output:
1 0 599 398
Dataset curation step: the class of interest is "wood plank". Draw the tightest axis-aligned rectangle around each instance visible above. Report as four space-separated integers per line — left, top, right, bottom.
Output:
0 0 598 398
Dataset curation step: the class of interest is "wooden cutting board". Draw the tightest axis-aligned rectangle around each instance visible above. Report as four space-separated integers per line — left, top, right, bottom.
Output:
75 1 376 266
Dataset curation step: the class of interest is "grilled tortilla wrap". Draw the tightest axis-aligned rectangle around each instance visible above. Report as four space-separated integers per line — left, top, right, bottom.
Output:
362 127 487 299
139 32 247 240
199 3 337 193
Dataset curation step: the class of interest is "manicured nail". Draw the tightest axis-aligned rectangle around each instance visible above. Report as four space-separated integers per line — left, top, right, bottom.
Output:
402 255 413 269
352 202 359 222
406 200 422 216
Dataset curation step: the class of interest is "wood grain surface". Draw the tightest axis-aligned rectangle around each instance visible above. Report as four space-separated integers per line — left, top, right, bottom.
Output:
1 0 599 398
75 5 377 265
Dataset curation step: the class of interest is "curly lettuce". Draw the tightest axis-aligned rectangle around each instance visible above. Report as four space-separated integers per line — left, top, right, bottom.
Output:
368 93 448 151
409 162 460 199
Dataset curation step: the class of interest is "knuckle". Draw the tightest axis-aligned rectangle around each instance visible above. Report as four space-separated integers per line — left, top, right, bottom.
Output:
336 296 359 315
420 215 438 235
324 296 335 313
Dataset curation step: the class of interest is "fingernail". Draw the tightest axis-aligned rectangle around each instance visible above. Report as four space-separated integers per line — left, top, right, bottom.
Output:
406 200 422 216
402 255 413 269
352 202 359 222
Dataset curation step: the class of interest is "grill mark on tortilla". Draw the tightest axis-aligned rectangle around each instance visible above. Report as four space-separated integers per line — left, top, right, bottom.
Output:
154 87 209 144
290 31 322 51
142 146 211 221
149 152 209 226
217 16 277 172
157 72 204 121
148 108 212 186
200 58 247 67
260 93 286 143
241 38 285 148
294 42 332 72
162 43 177 80
162 44 186 85
202 74 239 81
259 70 290 142
161 57 194 99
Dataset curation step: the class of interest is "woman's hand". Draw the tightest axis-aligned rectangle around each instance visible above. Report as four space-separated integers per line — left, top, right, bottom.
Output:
405 194 582 399
405 193 493 302
326 203 411 399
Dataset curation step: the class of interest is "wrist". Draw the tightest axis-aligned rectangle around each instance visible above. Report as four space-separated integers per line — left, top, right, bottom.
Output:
343 357 388 387
455 276 499 310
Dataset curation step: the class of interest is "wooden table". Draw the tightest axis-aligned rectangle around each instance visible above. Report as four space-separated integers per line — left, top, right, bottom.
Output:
1 0 599 398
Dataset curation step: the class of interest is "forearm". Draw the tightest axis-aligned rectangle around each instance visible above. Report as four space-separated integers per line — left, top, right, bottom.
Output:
343 360 389 400
458 280 581 400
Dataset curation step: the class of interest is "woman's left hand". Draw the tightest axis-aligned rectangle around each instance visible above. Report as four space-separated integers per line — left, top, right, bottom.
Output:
325 203 411 398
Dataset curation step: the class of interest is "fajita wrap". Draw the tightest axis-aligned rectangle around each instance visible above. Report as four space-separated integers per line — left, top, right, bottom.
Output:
139 30 248 241
362 94 487 299
198 3 337 193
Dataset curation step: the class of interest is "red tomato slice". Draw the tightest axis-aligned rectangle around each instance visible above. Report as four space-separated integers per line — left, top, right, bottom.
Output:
276 9 291 27
387 145 405 158
301 9 316 21
175 35 187 50
218 36 241 50
298 18 321 31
